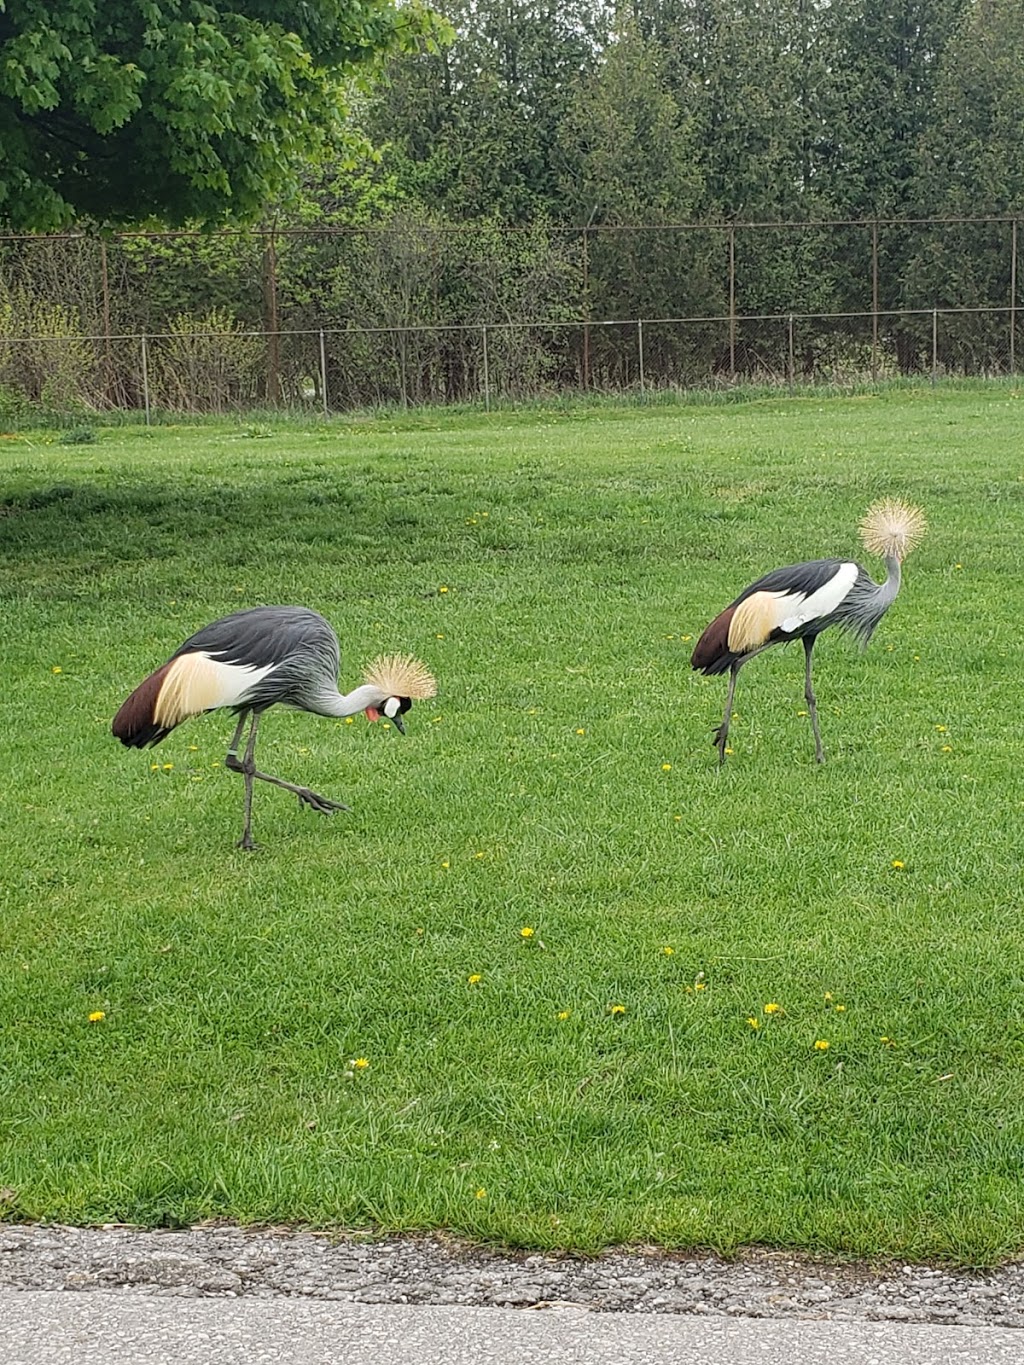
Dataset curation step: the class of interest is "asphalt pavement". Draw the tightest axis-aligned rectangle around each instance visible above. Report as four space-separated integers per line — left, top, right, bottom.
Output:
3 1291 1022 1364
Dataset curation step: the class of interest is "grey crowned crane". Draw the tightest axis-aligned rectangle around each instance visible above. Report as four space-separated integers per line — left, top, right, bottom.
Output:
691 499 926 764
112 606 436 849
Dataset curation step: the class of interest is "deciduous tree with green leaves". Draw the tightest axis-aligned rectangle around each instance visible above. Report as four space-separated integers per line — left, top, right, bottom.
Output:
0 0 442 230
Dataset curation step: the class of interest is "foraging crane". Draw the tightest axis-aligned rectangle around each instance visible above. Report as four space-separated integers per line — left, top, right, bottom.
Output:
691 499 926 764
112 606 436 849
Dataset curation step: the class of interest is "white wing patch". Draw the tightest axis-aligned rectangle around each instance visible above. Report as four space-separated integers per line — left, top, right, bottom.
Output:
778 562 858 633
154 652 277 728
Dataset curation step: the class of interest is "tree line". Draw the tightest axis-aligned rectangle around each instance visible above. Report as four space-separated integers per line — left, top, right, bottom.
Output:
1 0 1022 411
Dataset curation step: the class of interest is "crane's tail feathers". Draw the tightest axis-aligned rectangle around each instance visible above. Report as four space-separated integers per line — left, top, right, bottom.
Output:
112 661 178 747
112 651 244 747
362 653 437 700
859 498 927 562
691 606 738 674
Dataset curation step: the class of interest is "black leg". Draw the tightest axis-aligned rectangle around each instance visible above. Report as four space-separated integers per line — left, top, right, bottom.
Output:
225 711 350 849
714 662 741 766
228 711 259 850
803 635 824 763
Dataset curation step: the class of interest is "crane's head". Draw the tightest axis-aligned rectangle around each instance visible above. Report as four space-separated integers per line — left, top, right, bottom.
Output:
859 498 927 563
362 653 437 733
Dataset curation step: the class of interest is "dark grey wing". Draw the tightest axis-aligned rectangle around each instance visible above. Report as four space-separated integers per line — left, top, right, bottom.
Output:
731 558 846 608
174 607 340 673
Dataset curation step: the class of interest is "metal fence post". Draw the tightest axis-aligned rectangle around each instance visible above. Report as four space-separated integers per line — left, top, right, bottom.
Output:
1011 219 1018 375
319 329 329 417
262 227 281 404
481 325 490 411
100 239 114 402
871 220 880 382
728 226 737 380
932 309 939 386
637 319 645 391
787 314 795 392
581 223 591 390
140 333 151 426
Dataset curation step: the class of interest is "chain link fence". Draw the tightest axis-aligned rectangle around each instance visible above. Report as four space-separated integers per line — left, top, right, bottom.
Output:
0 217 1020 420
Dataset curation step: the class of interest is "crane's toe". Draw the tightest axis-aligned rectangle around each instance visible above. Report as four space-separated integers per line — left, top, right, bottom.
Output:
295 787 351 816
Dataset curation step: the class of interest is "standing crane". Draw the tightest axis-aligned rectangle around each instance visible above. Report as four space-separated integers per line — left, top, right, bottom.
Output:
112 606 436 849
690 498 926 765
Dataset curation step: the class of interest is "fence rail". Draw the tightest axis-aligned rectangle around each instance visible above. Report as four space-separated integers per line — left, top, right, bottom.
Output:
1 214 1021 417
0 306 1020 420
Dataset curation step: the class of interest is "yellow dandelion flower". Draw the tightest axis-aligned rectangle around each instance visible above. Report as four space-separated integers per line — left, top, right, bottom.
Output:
834 1004 846 1013
746 1016 761 1029
954 563 962 570
188 744 199 752
576 728 586 735
609 1003 626 1016
162 763 173 771
344 716 354 724
941 745 952 752
724 746 734 755
814 1039 830 1051
150 763 159 771
661 763 672 772
51 666 62 674
661 946 675 956
351 1057 370 1070
681 634 692 642
935 724 947 733
475 1188 487 1199
797 709 808 717
468 974 482 985
438 586 449 594
88 1011 105 1023
520 927 535 939
475 851 486 859
435 633 445 640
763 1002 782 1015
557 1010 570 1020
823 992 833 1003
891 859 905 870
441 860 450 869
694 982 706 992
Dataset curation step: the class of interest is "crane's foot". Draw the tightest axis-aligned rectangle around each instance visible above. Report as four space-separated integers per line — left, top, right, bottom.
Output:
237 833 259 852
294 787 351 816
712 725 730 766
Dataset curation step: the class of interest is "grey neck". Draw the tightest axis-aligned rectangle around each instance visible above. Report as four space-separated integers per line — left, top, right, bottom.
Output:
308 683 384 719
880 553 902 605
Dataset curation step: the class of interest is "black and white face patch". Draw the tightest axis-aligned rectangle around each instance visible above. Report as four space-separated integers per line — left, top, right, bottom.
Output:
383 697 412 720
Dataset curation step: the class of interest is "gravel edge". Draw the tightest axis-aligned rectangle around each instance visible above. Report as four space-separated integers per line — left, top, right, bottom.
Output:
0 1224 1021 1327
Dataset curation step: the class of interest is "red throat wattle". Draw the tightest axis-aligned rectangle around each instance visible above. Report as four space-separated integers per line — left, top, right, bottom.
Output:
365 706 380 723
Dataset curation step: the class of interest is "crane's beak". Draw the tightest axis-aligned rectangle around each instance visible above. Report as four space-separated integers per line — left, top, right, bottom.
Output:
391 713 406 735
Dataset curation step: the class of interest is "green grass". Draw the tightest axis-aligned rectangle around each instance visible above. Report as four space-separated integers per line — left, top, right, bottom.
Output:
2 387 1024 1262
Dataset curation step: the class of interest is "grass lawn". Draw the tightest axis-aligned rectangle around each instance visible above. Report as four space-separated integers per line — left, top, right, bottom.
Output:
2 386 1024 1262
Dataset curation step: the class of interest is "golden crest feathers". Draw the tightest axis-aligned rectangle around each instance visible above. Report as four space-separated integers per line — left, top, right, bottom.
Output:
858 498 927 562
362 653 437 700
